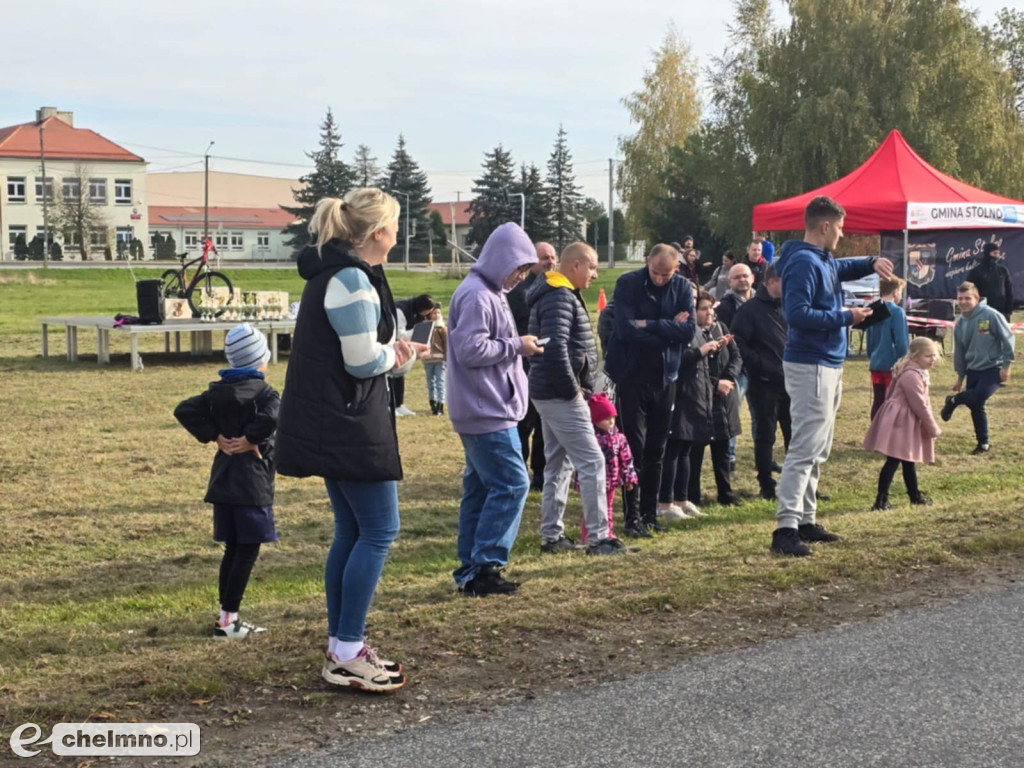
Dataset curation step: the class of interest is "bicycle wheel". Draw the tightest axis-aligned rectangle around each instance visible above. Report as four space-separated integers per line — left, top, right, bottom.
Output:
161 269 185 298
187 271 234 318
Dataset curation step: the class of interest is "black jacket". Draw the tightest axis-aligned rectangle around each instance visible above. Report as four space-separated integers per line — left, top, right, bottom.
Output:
276 240 402 482
175 373 279 506
714 291 748 331
730 284 786 387
508 270 543 335
527 273 599 400
670 322 742 442
966 257 1014 320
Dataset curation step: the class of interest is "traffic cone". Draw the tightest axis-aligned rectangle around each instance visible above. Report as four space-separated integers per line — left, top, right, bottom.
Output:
597 288 607 312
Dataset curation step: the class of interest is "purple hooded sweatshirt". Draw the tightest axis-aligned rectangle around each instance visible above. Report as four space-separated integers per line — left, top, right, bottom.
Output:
446 223 538 435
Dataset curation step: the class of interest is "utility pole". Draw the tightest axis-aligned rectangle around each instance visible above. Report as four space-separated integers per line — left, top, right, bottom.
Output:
39 119 49 267
203 141 215 244
608 159 615 268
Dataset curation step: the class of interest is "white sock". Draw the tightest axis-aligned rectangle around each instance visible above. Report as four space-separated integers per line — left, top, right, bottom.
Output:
219 610 238 627
334 640 364 661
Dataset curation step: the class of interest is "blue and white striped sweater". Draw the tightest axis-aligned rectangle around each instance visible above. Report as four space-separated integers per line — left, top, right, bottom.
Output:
324 267 396 379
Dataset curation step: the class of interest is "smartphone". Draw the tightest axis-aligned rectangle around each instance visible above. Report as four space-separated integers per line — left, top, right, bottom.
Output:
536 337 550 346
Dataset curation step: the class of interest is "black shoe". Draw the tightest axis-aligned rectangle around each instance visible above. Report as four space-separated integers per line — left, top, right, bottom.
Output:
530 475 544 492
759 485 777 501
772 461 784 473
909 491 933 506
461 565 519 597
717 494 739 506
798 522 840 543
971 443 990 455
429 400 438 415
815 491 831 502
438 403 444 416
540 535 578 554
623 522 652 539
586 537 629 556
940 395 957 422
771 528 811 557
729 459 737 473
871 493 890 511
644 518 668 533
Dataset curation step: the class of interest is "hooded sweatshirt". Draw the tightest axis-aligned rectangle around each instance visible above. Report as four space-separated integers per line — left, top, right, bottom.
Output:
953 297 1016 377
775 240 875 367
446 223 537 435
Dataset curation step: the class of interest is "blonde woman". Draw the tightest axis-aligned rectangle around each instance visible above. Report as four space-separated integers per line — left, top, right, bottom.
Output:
277 189 425 693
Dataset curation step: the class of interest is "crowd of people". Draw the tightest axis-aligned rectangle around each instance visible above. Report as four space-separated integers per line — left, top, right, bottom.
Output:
173 189 1015 694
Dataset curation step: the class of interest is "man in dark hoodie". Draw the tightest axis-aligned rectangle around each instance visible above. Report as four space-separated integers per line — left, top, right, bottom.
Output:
966 242 1014 322
771 196 893 557
528 243 626 556
730 264 790 500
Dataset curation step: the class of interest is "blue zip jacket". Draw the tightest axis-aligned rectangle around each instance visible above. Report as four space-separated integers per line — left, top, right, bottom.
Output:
603 267 696 387
866 301 909 372
775 240 875 368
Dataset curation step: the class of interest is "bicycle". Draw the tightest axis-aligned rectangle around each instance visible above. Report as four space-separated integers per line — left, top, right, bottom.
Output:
161 238 235 318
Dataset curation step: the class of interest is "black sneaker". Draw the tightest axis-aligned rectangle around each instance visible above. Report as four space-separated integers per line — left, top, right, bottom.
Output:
772 461 784 473
717 494 739 506
871 493 890 511
771 528 811 557
971 443 990 455
586 537 629 556
759 485 776 501
798 523 840 543
540 535 578 554
909 492 933 506
623 522 652 539
815 491 832 502
645 519 668 534
940 395 957 422
461 565 519 597
729 460 737 473
530 475 544 492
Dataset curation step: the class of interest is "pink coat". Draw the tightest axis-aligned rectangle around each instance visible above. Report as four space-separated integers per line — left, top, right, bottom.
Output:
862 363 941 463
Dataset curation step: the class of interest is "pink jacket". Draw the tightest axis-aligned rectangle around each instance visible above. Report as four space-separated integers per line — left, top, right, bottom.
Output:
862 363 940 463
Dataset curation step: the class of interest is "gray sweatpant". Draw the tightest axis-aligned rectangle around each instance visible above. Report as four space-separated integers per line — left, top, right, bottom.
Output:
776 362 843 530
534 396 609 546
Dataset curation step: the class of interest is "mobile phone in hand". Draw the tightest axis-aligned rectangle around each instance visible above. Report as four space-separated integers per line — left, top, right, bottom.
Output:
536 337 550 346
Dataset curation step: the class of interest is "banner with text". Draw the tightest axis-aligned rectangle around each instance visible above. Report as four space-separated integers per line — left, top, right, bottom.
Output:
907 202 1024 230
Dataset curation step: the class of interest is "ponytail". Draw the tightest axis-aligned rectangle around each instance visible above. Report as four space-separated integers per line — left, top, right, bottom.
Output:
308 188 400 255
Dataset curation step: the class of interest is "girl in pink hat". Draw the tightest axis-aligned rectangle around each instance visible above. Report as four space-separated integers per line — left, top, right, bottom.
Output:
578 393 638 542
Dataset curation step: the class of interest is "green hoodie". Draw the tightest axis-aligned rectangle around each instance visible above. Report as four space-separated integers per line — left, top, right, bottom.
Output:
953 298 1016 377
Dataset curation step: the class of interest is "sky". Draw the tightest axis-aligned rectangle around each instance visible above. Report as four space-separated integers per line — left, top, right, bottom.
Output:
0 0 1012 209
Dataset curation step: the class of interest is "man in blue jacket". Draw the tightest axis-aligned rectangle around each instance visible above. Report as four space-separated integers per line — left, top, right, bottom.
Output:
604 244 696 537
771 196 893 557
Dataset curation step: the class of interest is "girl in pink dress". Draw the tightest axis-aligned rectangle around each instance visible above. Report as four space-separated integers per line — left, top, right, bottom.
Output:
863 338 942 510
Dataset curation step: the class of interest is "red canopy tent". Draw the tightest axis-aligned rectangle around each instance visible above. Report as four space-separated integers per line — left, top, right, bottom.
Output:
752 129 1024 234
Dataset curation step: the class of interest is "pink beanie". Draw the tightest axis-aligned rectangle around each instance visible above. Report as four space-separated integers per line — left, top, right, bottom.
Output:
587 393 617 424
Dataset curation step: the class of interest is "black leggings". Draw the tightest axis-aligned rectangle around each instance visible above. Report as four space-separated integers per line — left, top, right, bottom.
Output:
877 456 919 497
390 376 406 408
219 542 261 613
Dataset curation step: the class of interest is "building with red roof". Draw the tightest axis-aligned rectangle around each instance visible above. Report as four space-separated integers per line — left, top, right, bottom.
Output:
0 107 149 260
149 205 298 261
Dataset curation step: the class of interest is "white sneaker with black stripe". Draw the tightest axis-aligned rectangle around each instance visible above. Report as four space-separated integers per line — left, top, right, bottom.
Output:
213 619 266 639
322 646 406 692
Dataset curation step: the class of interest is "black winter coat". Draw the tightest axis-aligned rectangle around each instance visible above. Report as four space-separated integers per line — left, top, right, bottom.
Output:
670 322 742 442
730 284 786 387
714 291 747 331
508 270 542 335
966 258 1014 320
276 240 402 482
175 374 279 506
527 274 599 400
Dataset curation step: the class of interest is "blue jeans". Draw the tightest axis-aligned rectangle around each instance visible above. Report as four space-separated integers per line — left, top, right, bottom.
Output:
323 479 400 642
954 366 1002 445
454 428 529 588
424 362 446 402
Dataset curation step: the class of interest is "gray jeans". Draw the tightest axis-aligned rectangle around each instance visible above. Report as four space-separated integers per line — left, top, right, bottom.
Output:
534 396 609 545
775 362 843 529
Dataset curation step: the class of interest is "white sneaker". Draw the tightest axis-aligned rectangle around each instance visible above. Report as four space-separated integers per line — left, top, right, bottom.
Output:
682 500 707 517
394 405 416 417
213 619 266 639
657 504 691 521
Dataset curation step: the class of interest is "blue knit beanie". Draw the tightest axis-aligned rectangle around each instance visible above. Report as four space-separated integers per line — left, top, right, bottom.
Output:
225 323 270 369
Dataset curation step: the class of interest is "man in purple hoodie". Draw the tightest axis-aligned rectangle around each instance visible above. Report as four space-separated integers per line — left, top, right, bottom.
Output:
447 222 544 596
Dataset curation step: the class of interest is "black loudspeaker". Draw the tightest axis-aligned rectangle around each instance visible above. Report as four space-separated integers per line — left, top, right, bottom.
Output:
136 280 165 325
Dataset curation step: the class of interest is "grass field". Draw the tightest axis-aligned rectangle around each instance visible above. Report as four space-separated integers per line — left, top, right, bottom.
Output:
1 264 1023 764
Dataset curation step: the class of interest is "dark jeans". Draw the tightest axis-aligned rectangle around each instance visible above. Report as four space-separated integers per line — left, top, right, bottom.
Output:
877 456 919 497
517 398 546 480
689 441 733 502
659 438 694 503
749 385 792 490
617 378 675 524
218 542 261 613
952 366 1002 445
389 375 406 409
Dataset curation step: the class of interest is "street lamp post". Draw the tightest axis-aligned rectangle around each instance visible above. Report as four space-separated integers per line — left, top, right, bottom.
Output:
203 141 215 244
392 190 411 270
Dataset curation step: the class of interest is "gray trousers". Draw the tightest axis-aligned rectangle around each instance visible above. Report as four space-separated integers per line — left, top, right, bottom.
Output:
775 362 843 529
534 396 609 545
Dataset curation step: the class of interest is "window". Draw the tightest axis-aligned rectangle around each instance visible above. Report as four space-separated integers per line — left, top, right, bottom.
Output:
113 179 132 204
89 178 107 204
214 233 229 249
256 232 270 249
230 232 244 250
7 177 26 203
64 229 82 248
62 177 81 200
35 177 54 202
8 225 26 249
115 226 133 245
150 230 172 248
184 231 199 250
89 227 107 249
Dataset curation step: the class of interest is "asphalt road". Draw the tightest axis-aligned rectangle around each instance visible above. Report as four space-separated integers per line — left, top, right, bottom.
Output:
265 582 1024 768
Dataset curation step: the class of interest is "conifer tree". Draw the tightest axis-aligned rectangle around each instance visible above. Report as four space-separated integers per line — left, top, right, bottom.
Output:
546 125 583 251
517 163 554 242
353 144 383 188
468 145 517 246
281 108 357 250
384 135 433 250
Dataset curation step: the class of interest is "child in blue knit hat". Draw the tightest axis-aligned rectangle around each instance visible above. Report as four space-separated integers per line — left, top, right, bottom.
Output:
174 323 279 638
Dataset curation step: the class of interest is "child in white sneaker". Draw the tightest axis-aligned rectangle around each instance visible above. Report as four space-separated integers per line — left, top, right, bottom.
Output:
174 323 279 639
